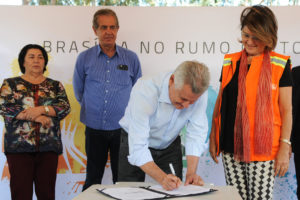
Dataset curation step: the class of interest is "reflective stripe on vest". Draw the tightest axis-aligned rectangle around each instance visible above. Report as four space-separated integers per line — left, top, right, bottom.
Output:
270 56 287 69
224 55 287 69
223 58 231 66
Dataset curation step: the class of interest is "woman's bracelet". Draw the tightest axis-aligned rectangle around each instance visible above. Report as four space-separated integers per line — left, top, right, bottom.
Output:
280 138 291 145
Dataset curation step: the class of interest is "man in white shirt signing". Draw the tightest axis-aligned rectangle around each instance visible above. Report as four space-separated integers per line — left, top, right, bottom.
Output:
118 61 210 191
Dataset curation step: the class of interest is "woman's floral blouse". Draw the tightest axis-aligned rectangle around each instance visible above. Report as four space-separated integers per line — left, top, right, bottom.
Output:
0 77 71 154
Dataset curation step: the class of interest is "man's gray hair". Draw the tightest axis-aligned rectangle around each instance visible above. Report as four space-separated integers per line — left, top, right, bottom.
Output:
93 8 119 29
173 61 210 94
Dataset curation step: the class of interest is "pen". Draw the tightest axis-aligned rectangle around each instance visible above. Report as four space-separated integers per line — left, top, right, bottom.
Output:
169 163 176 176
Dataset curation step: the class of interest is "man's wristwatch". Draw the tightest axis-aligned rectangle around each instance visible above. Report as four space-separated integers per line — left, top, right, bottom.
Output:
44 106 49 115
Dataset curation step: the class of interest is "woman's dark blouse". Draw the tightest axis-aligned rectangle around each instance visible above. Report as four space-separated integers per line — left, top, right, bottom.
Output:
219 60 292 153
0 77 71 154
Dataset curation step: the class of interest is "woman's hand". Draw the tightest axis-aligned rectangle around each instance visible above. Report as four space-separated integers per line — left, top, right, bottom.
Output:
275 87 292 177
21 106 44 121
16 111 27 120
274 143 290 177
35 115 52 128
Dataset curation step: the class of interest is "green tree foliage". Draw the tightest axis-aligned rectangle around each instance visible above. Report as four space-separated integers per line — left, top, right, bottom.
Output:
27 0 145 5
23 0 300 6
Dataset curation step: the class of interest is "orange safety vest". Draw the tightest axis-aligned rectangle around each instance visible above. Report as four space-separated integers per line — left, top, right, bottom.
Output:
214 51 291 161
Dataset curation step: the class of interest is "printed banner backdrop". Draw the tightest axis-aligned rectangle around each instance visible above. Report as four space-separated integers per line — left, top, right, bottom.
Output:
0 6 299 200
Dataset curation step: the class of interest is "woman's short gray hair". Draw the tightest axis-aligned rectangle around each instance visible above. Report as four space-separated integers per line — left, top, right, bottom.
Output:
173 61 210 94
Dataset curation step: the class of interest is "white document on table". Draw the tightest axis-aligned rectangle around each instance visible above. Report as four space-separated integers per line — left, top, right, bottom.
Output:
97 184 214 199
149 184 211 196
97 187 166 200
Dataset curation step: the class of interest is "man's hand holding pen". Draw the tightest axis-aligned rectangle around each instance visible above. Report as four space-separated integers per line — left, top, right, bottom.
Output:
162 174 182 191
160 163 182 191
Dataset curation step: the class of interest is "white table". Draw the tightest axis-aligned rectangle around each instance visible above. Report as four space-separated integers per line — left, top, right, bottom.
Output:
72 182 242 200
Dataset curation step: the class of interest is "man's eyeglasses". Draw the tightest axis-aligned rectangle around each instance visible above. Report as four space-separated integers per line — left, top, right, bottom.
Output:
99 25 119 31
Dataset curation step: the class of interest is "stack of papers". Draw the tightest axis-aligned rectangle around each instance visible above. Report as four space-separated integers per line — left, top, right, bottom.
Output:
97 184 216 200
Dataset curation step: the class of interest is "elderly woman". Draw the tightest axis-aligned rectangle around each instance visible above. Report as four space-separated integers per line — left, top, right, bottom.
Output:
0 44 70 200
209 5 292 200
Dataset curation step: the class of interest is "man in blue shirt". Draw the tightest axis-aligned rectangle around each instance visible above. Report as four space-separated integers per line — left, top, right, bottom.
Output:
118 61 210 190
73 9 142 191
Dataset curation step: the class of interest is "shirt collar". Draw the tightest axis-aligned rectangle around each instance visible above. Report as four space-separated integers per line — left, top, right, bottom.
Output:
97 44 120 57
159 73 172 104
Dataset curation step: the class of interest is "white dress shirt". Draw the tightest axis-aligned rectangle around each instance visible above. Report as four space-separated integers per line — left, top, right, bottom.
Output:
119 72 208 167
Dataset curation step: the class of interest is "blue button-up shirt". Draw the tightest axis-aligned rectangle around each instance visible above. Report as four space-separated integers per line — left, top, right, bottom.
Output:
73 45 142 130
119 72 208 167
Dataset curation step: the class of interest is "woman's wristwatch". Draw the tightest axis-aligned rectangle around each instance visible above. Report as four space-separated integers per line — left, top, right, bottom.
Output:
44 106 50 115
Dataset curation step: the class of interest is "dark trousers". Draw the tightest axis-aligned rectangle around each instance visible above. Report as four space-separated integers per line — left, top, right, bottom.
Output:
83 126 121 191
6 152 58 200
118 129 183 182
295 153 300 199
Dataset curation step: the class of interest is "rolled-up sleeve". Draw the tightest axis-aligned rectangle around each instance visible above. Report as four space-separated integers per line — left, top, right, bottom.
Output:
185 91 209 156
